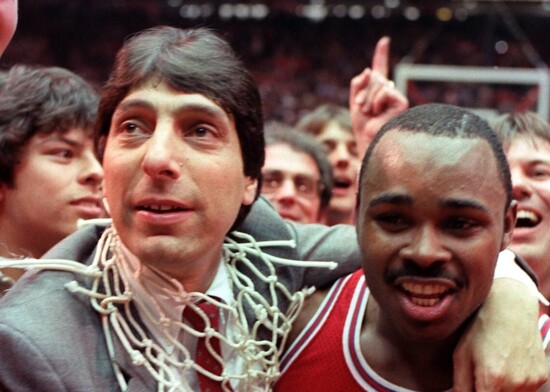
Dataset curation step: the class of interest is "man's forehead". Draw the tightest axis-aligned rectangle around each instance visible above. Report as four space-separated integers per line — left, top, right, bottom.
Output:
318 121 353 140
117 82 230 120
265 143 319 170
372 130 491 167
506 134 550 153
362 130 504 204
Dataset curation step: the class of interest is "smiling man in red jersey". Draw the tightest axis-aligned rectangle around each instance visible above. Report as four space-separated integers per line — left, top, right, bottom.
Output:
0 65 103 288
492 111 550 308
276 104 550 392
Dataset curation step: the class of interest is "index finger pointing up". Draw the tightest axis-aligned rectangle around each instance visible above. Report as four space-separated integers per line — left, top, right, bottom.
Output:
372 36 390 78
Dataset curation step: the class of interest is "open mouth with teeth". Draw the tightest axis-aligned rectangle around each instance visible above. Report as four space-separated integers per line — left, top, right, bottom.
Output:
516 210 541 228
401 282 451 307
138 204 187 213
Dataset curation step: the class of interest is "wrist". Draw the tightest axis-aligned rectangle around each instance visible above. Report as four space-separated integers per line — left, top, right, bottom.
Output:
494 249 549 306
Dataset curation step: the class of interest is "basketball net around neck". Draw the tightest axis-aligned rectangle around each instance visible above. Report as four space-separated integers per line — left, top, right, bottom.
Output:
0 225 337 391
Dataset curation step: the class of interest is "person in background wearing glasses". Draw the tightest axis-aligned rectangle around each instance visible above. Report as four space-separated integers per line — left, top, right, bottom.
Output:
262 123 333 223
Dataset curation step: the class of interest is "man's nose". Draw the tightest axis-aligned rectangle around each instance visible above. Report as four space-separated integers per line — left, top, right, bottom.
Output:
142 125 182 180
399 225 451 268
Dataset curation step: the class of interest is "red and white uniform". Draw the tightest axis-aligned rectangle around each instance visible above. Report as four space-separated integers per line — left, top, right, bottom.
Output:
276 270 550 392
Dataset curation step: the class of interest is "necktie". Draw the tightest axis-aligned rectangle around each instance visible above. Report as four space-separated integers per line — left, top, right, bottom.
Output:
184 299 229 392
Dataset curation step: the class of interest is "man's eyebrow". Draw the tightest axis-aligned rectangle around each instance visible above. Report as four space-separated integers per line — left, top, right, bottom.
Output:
529 158 550 166
115 98 154 113
116 99 227 118
440 198 490 213
368 193 413 208
38 133 84 147
367 194 490 214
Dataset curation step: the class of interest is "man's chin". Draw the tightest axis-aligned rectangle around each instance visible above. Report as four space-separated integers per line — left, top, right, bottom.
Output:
509 244 545 270
329 200 355 215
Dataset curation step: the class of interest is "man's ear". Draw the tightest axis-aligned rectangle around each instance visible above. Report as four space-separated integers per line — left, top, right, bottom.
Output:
242 177 258 206
501 200 517 250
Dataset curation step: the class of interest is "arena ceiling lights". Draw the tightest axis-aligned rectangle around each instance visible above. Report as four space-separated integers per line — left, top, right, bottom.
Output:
167 0 550 21
168 1 417 21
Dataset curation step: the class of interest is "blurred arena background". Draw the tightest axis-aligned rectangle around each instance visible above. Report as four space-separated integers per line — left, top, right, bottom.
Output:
3 0 550 122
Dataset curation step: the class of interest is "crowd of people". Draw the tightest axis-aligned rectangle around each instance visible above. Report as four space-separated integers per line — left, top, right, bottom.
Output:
4 2 550 124
1 1 550 391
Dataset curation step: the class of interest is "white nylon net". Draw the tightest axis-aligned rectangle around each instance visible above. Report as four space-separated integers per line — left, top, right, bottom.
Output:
0 225 336 391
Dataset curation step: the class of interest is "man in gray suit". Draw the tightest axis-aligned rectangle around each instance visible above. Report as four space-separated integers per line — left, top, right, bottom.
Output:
0 26 546 391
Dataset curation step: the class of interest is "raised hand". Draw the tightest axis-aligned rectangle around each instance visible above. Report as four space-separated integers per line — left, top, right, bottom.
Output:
349 36 409 158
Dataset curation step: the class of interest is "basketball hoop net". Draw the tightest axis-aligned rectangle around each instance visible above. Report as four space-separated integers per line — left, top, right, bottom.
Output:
0 225 336 391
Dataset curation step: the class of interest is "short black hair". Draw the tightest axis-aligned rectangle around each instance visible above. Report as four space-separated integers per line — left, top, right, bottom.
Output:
358 103 512 210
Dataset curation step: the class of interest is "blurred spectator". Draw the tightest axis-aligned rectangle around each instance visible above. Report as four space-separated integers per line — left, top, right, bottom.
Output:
262 122 332 223
0 65 103 288
1 3 547 123
297 104 359 225
491 111 550 306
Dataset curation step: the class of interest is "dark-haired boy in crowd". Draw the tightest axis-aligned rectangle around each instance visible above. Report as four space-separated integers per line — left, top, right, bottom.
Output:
0 65 103 292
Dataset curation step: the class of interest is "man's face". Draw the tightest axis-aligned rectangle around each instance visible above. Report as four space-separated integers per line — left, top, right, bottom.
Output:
0 0 17 56
505 136 550 283
0 127 103 257
262 143 323 223
317 121 359 216
357 131 514 342
102 81 256 280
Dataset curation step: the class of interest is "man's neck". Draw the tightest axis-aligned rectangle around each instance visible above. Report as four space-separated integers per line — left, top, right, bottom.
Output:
119 243 220 294
361 296 456 391
0 234 41 284
0 223 45 259
540 279 550 316
521 255 550 314
146 259 219 294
